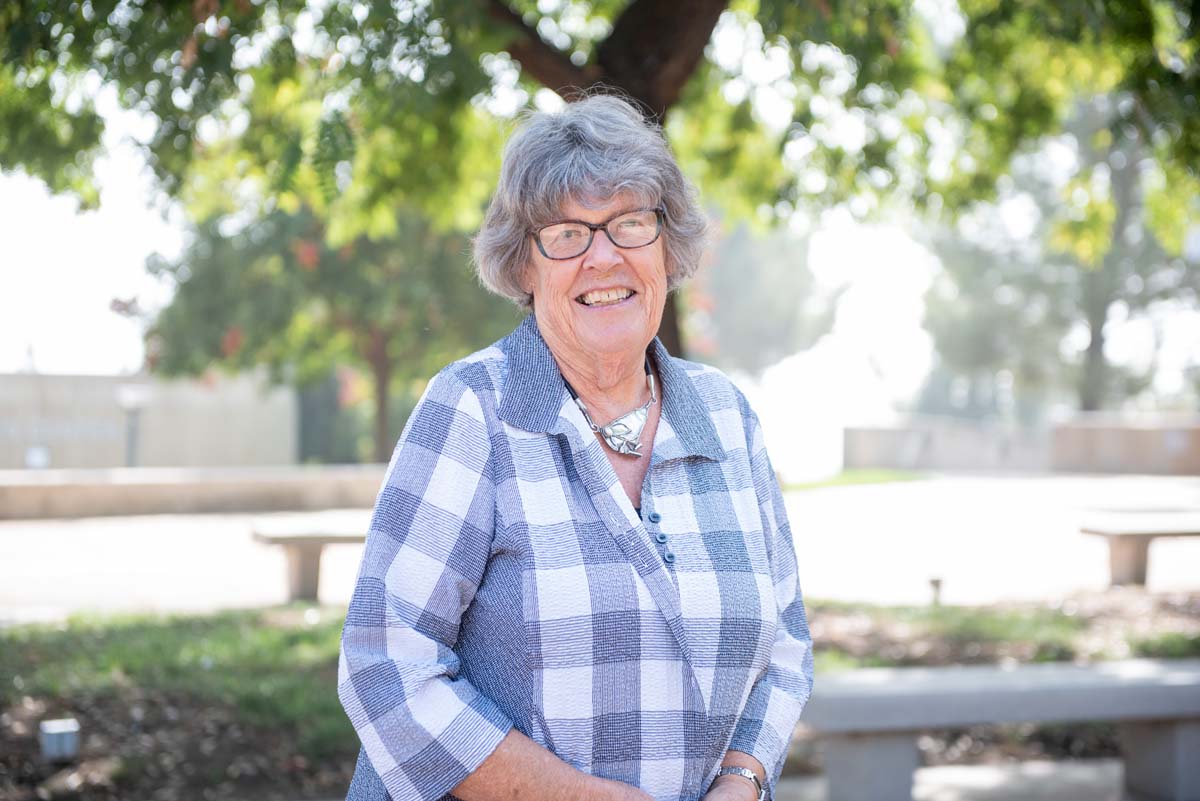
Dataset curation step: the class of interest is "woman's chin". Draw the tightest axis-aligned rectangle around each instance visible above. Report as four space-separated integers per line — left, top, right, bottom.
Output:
571 304 658 357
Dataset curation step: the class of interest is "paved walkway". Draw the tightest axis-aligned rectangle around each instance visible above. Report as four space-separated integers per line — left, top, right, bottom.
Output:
2 473 1197 623
787 472 1200 605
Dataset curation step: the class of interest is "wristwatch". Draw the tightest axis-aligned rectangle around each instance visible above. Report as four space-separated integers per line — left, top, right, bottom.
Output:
713 766 767 801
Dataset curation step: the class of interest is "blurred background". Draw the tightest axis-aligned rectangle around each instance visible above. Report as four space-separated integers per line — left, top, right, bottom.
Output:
1 1 1198 800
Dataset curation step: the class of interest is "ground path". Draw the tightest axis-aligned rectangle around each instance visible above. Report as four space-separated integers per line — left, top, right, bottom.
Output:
3 473 1195 801
3 473 1198 623
788 472 1200 605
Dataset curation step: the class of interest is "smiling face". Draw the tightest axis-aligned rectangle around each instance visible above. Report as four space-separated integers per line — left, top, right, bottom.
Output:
524 194 668 371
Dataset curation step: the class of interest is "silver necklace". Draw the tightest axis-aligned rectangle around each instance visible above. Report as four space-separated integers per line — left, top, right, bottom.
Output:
564 359 658 457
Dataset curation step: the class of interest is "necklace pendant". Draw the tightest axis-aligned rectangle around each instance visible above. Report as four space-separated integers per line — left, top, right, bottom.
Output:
564 358 657 458
598 406 649 457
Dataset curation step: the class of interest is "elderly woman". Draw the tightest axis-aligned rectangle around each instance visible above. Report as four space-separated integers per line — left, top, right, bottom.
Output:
338 95 813 801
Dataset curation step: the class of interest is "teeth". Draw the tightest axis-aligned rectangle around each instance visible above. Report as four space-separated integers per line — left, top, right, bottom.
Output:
579 288 633 306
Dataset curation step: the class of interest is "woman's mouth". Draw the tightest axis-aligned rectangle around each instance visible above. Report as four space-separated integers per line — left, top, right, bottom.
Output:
576 288 635 307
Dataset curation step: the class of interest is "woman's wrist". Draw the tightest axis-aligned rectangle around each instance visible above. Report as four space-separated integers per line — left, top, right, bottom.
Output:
707 773 760 801
709 753 766 801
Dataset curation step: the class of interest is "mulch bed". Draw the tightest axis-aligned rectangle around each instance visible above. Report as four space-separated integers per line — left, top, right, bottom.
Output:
1 689 354 801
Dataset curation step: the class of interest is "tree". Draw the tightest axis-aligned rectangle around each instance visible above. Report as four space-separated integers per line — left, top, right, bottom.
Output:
1 0 735 354
145 206 520 460
921 97 1199 416
7 1 1196 336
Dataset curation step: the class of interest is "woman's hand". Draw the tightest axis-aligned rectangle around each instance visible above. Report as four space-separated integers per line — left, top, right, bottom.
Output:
700 776 759 801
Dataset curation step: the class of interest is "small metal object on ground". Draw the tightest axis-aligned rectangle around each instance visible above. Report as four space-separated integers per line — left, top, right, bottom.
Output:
39 717 80 762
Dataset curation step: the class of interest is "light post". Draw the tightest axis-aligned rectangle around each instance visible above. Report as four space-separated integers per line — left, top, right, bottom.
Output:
115 383 153 468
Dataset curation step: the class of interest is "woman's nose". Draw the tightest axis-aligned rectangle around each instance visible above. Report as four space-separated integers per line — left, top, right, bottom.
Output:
581 228 621 270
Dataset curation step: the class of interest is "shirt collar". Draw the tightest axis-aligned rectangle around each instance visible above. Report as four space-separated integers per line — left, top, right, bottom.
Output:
497 314 725 461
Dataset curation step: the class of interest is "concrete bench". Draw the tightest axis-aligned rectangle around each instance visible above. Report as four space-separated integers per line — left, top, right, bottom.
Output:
251 509 369 602
798 658 1200 801
1081 510 1200 585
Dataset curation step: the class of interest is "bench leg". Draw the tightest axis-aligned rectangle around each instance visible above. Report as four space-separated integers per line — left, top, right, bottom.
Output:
1107 536 1150 586
283 543 326 602
1119 721 1200 801
823 732 919 801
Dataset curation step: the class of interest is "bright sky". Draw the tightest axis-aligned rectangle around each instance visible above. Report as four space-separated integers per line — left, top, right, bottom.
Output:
1 86 181 376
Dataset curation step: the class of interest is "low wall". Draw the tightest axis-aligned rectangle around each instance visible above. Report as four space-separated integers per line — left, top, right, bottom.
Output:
844 419 1050 472
0 371 297 469
1052 418 1200 475
845 415 1200 475
0 465 387 519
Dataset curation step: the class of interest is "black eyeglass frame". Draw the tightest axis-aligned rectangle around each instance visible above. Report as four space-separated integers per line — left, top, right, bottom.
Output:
530 207 666 261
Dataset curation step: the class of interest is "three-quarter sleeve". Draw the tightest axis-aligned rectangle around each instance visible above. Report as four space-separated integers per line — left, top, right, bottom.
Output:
727 409 814 796
337 370 513 801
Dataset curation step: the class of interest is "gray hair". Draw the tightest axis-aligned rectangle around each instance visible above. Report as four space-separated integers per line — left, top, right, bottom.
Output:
473 94 708 308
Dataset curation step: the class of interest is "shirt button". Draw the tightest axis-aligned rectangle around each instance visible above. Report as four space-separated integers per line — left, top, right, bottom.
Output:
663 551 676 564
648 511 662 523
655 532 668 544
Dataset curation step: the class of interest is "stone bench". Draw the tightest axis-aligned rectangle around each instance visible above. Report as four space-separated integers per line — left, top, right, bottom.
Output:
798 658 1200 801
1080 510 1200 585
251 509 369 602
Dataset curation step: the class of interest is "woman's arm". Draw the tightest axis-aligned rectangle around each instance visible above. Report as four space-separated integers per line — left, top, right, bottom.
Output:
719 404 815 799
454 729 652 801
339 371 650 801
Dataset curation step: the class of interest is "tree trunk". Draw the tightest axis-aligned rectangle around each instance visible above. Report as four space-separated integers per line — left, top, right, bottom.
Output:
1080 263 1109 412
658 293 684 356
366 330 393 462
1079 134 1137 412
1080 312 1107 412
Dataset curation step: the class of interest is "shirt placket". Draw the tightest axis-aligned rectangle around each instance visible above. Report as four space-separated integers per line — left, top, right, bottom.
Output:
555 406 696 668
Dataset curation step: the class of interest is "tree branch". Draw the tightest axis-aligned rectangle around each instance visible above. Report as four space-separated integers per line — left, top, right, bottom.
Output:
484 0 600 95
596 0 729 117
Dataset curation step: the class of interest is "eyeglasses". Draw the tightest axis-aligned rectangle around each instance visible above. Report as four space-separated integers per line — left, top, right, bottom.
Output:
531 207 665 260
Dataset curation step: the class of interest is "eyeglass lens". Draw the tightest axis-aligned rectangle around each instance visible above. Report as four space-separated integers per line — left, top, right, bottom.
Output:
537 209 660 259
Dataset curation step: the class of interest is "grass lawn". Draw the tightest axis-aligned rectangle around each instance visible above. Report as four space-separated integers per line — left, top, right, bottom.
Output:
1 605 350 759
784 468 928 492
2 594 1197 799
807 598 1094 672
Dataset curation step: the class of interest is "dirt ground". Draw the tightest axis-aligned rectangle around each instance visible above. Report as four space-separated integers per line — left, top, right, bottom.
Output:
2 689 353 801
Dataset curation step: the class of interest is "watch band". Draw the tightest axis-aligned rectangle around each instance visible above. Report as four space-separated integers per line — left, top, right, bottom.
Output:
714 766 767 801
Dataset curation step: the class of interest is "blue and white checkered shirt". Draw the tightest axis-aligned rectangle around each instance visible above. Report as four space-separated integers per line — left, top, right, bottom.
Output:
338 314 813 801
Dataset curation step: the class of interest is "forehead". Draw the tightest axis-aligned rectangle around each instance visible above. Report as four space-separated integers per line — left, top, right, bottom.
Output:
554 191 651 222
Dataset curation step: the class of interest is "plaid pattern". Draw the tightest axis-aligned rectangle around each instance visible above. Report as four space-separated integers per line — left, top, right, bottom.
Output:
339 315 813 801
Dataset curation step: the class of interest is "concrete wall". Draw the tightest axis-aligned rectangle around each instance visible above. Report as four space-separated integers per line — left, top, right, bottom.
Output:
844 418 1051 472
1052 416 1200 475
0 465 386 519
0 371 297 469
845 415 1200 475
